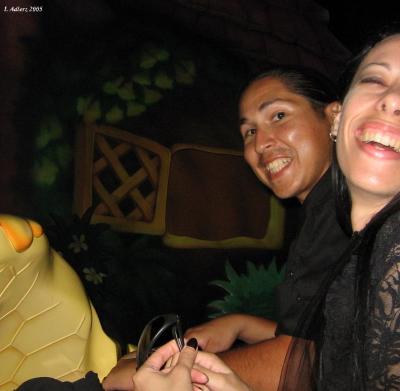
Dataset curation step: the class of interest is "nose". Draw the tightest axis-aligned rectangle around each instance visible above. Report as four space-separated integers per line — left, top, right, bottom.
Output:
255 128 275 154
378 87 400 117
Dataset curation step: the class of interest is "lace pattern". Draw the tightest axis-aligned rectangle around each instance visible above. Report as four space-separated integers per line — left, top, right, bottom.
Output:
366 240 400 390
278 212 400 391
322 212 400 390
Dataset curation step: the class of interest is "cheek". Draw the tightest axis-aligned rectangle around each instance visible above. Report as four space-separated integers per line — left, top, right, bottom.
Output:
288 126 330 163
336 115 360 174
243 146 257 168
336 140 350 175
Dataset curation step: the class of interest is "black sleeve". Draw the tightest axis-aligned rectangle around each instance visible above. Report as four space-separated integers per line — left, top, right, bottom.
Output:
16 372 103 391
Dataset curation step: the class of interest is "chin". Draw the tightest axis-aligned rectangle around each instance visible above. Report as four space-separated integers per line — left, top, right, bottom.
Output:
273 188 295 200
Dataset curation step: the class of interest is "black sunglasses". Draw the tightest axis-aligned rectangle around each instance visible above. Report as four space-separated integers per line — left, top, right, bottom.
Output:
136 313 184 369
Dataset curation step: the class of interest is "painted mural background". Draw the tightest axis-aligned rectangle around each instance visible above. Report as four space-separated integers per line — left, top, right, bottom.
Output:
0 0 356 346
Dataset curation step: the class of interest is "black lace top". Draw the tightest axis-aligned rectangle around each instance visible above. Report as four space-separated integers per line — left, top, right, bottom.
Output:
320 211 400 390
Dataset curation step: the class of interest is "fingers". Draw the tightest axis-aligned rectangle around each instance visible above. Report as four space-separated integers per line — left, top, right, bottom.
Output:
191 368 209 385
193 351 231 373
141 340 180 371
193 384 210 391
192 367 234 391
184 327 210 351
175 338 198 370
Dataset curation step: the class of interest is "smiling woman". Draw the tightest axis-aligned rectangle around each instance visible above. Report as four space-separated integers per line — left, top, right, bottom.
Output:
333 33 400 230
279 28 400 391
239 69 337 203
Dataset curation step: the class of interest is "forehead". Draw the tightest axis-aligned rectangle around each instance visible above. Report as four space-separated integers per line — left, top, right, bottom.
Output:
241 77 289 101
240 77 300 111
360 34 400 66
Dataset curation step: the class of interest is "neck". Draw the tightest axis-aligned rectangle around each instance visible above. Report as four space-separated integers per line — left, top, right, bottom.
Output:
350 188 393 232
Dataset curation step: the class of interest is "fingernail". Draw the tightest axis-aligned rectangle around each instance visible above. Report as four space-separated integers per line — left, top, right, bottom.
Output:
187 337 198 349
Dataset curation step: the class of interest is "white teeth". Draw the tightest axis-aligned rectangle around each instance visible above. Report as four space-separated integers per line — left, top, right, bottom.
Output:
360 131 400 152
266 158 291 174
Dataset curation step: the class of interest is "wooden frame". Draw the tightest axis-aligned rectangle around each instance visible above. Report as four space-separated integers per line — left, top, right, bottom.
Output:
74 124 170 235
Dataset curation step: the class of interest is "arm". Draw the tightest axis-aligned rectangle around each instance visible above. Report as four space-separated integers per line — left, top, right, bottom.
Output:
217 335 292 391
102 352 137 391
185 314 277 352
103 317 282 391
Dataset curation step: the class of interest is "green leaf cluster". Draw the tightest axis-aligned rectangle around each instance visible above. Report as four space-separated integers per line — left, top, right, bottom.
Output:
208 259 285 320
33 115 72 188
76 43 197 125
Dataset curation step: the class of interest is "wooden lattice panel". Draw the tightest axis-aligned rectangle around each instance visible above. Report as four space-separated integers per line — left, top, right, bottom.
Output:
74 125 170 235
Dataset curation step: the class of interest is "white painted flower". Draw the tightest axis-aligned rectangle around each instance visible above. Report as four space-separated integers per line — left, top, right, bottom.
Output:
68 234 88 253
83 267 107 285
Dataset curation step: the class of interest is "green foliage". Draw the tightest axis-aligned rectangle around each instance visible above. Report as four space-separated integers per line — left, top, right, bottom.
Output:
126 102 146 117
132 71 152 86
33 115 72 189
175 60 196 85
105 104 124 124
75 43 196 126
33 157 59 187
36 116 63 149
154 71 174 90
143 87 162 105
82 100 102 123
208 259 285 320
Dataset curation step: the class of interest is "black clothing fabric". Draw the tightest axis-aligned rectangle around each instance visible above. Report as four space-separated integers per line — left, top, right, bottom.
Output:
16 372 103 391
278 206 400 391
319 210 400 390
275 169 349 337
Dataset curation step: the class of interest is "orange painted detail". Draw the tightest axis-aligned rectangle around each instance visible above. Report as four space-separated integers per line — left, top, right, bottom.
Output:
0 215 43 253
27 219 44 238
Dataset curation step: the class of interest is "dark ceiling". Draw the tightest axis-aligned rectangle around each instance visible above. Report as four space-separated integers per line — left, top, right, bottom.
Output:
315 0 400 51
49 0 352 77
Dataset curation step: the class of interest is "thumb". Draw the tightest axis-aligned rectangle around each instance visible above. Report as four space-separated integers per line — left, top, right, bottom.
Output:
177 338 198 370
179 338 209 385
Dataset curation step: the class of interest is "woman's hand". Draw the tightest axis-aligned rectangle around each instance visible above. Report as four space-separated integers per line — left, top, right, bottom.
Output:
185 314 276 352
164 342 253 391
193 351 253 391
184 315 244 353
132 339 208 391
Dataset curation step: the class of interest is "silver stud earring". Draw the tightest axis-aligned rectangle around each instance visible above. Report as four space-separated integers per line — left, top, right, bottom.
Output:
329 132 337 142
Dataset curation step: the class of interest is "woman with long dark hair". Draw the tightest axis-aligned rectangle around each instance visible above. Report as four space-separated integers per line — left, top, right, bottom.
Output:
280 27 400 391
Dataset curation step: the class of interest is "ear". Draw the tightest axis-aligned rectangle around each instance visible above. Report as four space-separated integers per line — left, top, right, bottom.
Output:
325 102 342 137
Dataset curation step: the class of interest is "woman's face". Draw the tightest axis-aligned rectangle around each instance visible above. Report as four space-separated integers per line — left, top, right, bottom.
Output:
335 35 400 212
239 77 333 203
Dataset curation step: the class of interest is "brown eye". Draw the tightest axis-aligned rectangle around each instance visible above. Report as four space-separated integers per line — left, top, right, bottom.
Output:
273 111 285 121
245 128 256 138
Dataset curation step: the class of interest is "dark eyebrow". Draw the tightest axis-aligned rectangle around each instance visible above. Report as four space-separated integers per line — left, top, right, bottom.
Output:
258 98 282 112
239 98 287 125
